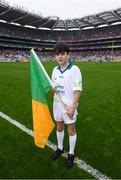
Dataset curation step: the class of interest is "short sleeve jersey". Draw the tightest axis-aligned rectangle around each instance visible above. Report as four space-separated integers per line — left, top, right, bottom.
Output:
51 63 82 106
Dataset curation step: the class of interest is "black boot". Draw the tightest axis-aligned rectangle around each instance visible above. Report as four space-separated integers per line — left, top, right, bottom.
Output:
66 154 74 169
51 147 64 161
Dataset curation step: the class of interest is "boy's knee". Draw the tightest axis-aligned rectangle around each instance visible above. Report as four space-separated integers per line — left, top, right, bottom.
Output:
67 125 76 136
68 130 76 136
57 122 64 132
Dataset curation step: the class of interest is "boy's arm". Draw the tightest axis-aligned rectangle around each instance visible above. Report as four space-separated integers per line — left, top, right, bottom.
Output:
67 90 81 119
72 90 81 108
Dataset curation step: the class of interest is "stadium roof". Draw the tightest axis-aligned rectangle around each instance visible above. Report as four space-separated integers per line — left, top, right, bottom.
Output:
0 1 121 30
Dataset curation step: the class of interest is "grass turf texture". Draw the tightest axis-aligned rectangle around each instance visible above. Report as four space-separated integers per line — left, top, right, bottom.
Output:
0 61 121 178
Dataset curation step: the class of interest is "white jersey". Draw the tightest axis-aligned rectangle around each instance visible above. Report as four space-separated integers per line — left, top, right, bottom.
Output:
51 63 82 106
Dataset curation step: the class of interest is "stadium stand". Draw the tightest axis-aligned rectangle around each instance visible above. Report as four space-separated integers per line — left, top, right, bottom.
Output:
0 1 121 62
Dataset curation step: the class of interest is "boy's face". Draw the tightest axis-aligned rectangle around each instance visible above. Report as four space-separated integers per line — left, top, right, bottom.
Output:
55 52 70 66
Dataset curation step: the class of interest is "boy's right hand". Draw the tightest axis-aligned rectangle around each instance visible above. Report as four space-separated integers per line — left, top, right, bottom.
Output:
52 87 58 94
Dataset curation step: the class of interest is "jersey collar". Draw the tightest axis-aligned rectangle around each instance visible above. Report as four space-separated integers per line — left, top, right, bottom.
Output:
57 62 73 74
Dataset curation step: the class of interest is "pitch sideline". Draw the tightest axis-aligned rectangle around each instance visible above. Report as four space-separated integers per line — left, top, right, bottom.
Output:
0 111 111 180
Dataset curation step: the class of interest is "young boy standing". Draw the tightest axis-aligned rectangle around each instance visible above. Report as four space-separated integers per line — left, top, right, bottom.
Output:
51 42 82 169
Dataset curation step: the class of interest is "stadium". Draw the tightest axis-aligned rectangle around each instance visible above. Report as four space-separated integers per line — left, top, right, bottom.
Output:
0 0 121 179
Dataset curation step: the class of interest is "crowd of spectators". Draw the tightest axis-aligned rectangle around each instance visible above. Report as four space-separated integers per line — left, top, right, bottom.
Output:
0 49 121 62
70 50 121 61
0 21 121 62
0 49 29 62
1 22 121 41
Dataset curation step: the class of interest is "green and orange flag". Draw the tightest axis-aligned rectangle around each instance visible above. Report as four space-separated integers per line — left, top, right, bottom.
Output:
30 49 55 148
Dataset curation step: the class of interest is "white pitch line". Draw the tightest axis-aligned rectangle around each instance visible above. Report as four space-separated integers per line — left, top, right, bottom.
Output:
0 111 111 180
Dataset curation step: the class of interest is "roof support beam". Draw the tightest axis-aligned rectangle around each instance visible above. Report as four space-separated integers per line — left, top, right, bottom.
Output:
38 19 50 28
11 13 29 22
0 7 12 16
111 11 121 20
94 15 109 25
64 20 68 31
51 18 59 30
71 19 82 30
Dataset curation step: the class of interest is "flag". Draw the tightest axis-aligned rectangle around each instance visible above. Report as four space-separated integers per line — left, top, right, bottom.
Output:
30 49 55 148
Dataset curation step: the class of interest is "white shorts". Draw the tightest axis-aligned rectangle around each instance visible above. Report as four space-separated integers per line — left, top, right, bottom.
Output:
53 100 78 124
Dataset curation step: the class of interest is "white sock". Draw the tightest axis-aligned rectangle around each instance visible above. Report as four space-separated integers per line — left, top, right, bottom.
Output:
69 134 77 155
57 130 64 150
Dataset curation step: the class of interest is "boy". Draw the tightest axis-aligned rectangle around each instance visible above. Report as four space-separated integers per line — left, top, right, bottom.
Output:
51 42 82 169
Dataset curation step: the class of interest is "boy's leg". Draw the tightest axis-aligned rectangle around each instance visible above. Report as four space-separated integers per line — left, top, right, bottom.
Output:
56 121 64 150
67 123 77 155
67 123 77 168
51 121 64 160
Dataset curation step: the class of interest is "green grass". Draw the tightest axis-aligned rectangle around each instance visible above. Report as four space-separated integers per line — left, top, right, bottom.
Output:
0 61 121 178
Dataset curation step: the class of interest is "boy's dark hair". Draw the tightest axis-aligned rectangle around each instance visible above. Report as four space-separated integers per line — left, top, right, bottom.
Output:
54 41 70 55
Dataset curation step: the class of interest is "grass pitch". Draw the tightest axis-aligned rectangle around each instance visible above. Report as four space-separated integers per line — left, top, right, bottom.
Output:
0 61 121 179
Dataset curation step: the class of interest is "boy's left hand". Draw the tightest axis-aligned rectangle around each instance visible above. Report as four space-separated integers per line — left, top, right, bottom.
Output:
66 105 76 119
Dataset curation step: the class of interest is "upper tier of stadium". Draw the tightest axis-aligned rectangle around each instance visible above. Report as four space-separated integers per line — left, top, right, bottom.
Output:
0 1 121 30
